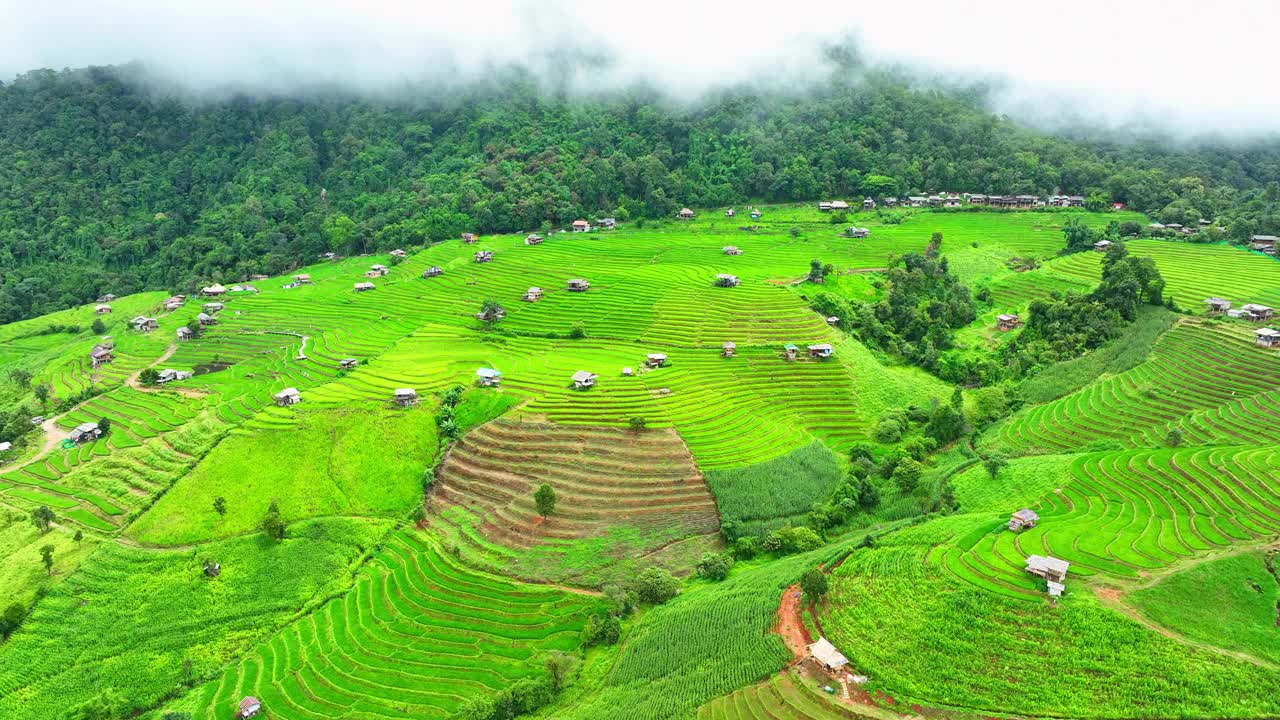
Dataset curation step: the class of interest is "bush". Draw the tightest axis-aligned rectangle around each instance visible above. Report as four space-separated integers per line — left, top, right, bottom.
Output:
696 552 733 581
634 567 680 604
874 419 902 443
581 612 622 646
892 457 923 494
765 526 823 555
628 417 646 432
800 568 829 600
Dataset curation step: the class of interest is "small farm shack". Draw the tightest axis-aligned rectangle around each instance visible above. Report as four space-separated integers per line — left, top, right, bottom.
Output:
646 353 667 368
567 278 590 292
422 266 443 278
722 341 736 357
723 246 742 255
783 343 799 360
1024 555 1069 583
476 368 503 386
571 371 597 390
393 388 418 407
997 313 1022 331
572 219 591 232
678 208 695 219
1008 508 1039 531
274 388 301 406
1255 328 1280 348
1204 297 1232 314
70 422 101 443
354 282 375 292
715 274 740 287
808 343 833 359
339 358 358 369
524 287 543 301
524 234 544 245
807 637 849 674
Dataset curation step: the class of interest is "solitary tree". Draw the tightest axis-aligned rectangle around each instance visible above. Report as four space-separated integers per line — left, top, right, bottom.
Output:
1165 428 1184 448
31 506 54 533
696 552 733 581
543 650 580 691
260 500 286 541
138 367 160 386
983 453 1008 479
892 457 924 494
40 545 55 575
33 384 49 408
634 567 680 604
628 417 646 432
73 530 83 544
534 484 557 517
90 318 106 335
478 299 505 324
212 496 227 516
800 568 829 601
97 417 112 436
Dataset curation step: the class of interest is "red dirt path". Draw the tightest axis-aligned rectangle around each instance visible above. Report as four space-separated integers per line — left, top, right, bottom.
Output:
776 583 812 663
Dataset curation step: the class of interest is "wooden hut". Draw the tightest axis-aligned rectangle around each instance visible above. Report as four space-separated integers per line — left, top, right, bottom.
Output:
475 368 503 387
353 282 375 292
646 353 667 368
1204 297 1232 314
808 343 833 359
524 287 543 302
422 266 443 278
714 274 740 287
273 388 301 406
1008 508 1039 531
678 208 696 220
723 246 742 255
807 637 849 674
461 232 478 244
567 278 590 292
783 343 799 360
393 388 418 407
571 371 597 390
722 341 736 358
997 313 1022 331
1254 328 1280 348
524 234 544 245
571 219 592 232
1024 555 1069 583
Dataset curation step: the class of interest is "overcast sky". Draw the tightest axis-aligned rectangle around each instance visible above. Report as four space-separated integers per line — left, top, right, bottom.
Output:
2 0 1277 139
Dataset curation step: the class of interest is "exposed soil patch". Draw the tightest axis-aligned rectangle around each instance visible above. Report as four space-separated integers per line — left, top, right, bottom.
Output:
776 584 812 663
193 361 233 375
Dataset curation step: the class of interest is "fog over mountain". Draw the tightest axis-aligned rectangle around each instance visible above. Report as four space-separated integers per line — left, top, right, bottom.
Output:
2 0 1278 139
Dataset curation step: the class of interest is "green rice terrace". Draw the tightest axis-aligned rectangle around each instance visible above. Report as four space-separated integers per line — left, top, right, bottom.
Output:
1 206 1278 720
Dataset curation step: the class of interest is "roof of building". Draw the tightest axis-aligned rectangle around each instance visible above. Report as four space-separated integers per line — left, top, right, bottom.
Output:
784 343 798 351
997 313 1020 322
354 282 375 289
1026 554 1070 576
177 326 192 335
203 284 227 293
73 422 99 433
1255 328 1280 337
807 637 849 668
0 442 11 452
1046 580 1065 597
1242 303 1273 312
476 368 502 378
716 273 738 280
240 697 261 713
274 387 300 398
1204 297 1231 304
648 353 667 360
1250 234 1278 242
571 371 596 382
723 341 736 347
394 388 417 397
1011 508 1039 522
808 343 833 352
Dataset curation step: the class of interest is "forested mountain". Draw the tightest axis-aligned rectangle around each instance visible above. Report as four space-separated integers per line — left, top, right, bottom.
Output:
3 64 1280 322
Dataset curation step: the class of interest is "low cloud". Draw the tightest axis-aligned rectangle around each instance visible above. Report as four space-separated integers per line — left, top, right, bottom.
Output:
3 0 1278 139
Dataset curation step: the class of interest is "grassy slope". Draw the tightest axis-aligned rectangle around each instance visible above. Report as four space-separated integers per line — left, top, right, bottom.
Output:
1129 550 1280 665
0 517 393 720
129 405 438 544
704 440 844 536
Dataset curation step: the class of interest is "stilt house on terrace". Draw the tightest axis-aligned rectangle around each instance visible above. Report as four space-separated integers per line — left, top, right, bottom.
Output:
1008 508 1039 531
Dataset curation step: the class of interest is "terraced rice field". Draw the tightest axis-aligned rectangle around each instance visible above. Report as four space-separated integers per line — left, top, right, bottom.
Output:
1048 240 1280 310
429 417 720 581
982 320 1280 454
189 531 594 720
940 445 1280 600
983 269 1092 309
697 671 855 720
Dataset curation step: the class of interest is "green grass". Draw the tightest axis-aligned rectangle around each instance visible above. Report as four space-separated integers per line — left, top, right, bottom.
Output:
171 529 597 720
704 440 844 536
821 538 1280 718
981 320 1280 455
428 417 721 584
0 517 393 720
1048 239 1280 310
1016 305 1180 405
1130 551 1280 665
129 405 439 544
697 669 856 720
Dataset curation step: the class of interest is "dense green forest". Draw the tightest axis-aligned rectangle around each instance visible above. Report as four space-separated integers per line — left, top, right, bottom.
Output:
4 64 1280 322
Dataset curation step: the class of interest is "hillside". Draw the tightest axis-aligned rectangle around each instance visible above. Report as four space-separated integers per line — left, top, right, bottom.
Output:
5 65 1280 323
1 200 1279 720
